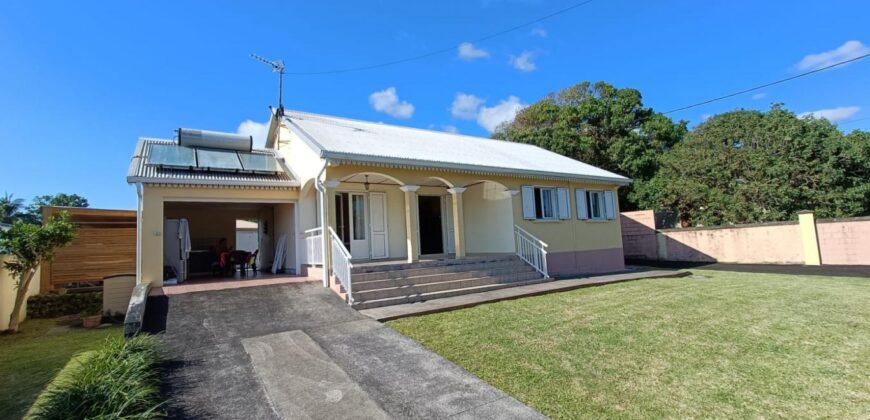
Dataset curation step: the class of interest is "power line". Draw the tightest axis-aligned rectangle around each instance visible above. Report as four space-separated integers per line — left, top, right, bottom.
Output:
663 53 870 114
284 0 596 75
838 116 870 126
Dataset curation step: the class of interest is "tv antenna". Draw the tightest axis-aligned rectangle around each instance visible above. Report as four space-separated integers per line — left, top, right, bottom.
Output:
250 53 286 116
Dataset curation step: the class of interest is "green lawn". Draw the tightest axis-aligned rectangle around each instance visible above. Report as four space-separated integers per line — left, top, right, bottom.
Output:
0 318 122 419
388 270 870 419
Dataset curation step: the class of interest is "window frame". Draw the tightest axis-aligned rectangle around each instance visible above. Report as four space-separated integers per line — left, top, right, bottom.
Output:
533 186 558 220
586 190 607 220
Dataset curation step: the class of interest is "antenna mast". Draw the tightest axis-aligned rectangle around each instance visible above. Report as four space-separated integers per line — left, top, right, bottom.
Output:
250 53 286 116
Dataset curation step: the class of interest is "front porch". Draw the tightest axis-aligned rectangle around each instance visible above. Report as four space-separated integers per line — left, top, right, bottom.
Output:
295 169 553 309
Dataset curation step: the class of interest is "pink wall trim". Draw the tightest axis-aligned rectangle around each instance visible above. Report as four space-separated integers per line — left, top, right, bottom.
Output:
620 211 657 260
817 219 870 265
547 247 625 276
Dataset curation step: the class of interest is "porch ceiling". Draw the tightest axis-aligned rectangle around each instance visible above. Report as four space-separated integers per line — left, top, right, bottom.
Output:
339 173 446 187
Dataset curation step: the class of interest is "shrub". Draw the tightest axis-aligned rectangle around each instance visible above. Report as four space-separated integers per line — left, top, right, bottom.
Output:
27 292 102 318
27 335 163 419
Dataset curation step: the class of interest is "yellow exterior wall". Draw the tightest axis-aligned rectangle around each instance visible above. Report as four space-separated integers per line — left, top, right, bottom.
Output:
273 203 297 269
464 182 514 253
138 185 298 286
324 163 623 255
0 257 40 331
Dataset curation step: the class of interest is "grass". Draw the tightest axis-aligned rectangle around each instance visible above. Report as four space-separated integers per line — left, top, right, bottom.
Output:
27 335 163 420
0 318 122 419
388 270 870 419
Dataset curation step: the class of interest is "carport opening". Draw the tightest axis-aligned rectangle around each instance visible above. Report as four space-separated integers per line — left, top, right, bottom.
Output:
163 201 296 284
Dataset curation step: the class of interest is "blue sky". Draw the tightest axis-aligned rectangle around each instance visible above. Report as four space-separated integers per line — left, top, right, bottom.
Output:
1 0 868 210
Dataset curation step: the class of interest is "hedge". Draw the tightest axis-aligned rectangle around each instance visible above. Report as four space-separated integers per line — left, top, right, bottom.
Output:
26 335 164 419
27 292 102 318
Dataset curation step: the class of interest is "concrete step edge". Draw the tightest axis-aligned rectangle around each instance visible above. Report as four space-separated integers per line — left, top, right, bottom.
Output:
352 272 543 299
351 278 549 310
352 265 538 289
353 260 529 281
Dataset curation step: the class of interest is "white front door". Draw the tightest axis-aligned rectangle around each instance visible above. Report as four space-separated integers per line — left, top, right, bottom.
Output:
348 193 369 260
369 192 389 259
443 195 456 254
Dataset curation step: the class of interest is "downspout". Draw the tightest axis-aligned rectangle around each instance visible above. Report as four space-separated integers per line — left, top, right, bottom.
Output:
315 160 329 287
135 183 143 285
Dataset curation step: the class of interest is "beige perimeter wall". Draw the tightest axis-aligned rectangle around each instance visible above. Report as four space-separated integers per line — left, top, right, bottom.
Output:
622 210 870 265
0 256 40 331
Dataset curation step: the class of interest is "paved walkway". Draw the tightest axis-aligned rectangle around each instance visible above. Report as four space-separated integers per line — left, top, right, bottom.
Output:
361 269 690 321
156 282 545 419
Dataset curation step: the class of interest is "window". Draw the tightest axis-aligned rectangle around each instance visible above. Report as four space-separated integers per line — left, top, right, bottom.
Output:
577 189 615 221
352 194 366 240
534 187 557 220
587 190 605 220
522 186 570 221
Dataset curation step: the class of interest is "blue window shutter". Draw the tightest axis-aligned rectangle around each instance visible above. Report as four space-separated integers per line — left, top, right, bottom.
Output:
576 189 588 220
521 186 536 220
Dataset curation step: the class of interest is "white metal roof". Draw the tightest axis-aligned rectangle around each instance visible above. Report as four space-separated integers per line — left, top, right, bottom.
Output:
127 139 298 188
283 110 631 184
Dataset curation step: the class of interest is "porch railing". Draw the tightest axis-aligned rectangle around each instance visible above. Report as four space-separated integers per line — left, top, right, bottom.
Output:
328 227 354 304
514 225 549 278
303 227 323 265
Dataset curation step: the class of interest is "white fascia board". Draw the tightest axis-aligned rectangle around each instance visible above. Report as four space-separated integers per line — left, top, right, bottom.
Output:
320 151 632 185
126 176 299 188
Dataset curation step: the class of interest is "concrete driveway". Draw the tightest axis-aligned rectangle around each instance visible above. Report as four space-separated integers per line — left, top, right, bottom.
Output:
153 282 545 419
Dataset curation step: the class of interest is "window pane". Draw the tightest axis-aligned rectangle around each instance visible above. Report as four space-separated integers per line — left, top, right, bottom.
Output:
590 192 601 218
541 189 554 218
534 188 543 219
352 195 365 240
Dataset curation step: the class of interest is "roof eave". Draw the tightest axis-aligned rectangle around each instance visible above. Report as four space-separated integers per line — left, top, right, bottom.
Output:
126 176 299 189
322 151 632 185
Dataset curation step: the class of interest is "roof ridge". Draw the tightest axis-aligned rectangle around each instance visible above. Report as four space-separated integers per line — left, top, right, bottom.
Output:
282 109 545 150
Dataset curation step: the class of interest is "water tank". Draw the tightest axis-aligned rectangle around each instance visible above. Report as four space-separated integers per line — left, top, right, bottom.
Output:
178 128 253 151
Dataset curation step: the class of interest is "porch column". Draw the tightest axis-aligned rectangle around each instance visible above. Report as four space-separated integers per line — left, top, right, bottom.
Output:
321 180 340 287
400 185 421 263
447 187 467 258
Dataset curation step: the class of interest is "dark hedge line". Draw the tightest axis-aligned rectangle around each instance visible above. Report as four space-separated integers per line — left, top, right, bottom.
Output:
27 292 102 318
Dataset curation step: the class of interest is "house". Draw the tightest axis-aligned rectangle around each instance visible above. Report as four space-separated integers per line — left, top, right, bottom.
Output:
127 109 631 307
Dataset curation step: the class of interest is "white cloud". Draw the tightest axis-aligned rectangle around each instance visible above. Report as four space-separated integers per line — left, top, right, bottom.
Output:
530 28 548 38
237 120 269 148
477 96 526 132
457 42 489 60
700 114 712 122
369 87 415 119
751 92 767 100
450 93 485 120
799 106 860 122
795 40 870 71
509 51 537 72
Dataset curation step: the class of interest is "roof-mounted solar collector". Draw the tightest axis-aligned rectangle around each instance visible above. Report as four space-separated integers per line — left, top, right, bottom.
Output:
178 128 252 152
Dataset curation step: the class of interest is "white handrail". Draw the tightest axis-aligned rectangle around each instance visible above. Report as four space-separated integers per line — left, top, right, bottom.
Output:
328 227 354 304
303 227 323 265
514 225 549 278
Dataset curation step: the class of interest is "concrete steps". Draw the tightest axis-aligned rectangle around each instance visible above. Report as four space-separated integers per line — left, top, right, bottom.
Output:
346 255 547 310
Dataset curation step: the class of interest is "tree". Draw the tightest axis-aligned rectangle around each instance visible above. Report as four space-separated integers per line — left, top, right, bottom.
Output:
0 213 76 332
0 193 25 225
23 193 89 223
644 105 869 226
493 81 687 210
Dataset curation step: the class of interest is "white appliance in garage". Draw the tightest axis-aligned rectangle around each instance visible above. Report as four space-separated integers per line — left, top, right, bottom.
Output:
164 218 191 283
